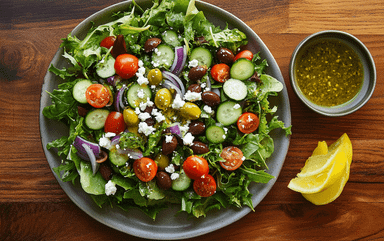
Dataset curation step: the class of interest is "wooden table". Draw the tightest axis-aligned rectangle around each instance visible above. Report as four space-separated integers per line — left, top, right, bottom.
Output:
1 0 383 240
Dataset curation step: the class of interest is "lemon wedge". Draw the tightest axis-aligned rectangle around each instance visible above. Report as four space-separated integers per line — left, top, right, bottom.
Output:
297 134 351 178
302 160 350 205
288 150 347 194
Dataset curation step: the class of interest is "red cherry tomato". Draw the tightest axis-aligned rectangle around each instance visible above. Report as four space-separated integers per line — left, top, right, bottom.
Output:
85 84 110 108
211 63 230 83
234 50 253 61
237 112 260 134
114 54 139 79
193 174 216 197
219 146 244 171
183 156 209 180
104 111 126 134
100 36 116 49
133 157 158 182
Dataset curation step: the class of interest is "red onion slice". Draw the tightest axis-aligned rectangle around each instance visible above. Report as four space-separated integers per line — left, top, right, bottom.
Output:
168 124 182 137
163 71 185 96
114 85 127 112
170 46 187 76
73 136 101 161
163 80 183 97
82 143 100 175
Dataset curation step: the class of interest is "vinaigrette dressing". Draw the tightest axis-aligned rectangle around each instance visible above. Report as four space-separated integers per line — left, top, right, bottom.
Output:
295 39 363 106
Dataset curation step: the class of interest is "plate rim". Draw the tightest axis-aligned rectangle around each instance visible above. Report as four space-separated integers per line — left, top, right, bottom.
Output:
39 0 291 239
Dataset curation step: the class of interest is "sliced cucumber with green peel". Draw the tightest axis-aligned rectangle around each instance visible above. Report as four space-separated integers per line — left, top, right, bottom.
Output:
190 47 212 67
126 83 152 108
109 148 129 167
162 30 180 47
230 58 255 81
73 79 93 104
206 125 226 144
85 109 110 130
171 170 191 191
152 44 175 68
216 101 242 126
96 57 115 78
223 78 248 101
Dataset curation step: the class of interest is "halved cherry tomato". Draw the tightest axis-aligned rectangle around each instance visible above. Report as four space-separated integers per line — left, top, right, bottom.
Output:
220 146 244 171
133 157 158 182
210 63 230 83
100 36 116 49
85 84 110 108
114 54 139 79
237 112 260 134
193 174 216 197
104 111 126 134
183 155 209 180
234 50 253 62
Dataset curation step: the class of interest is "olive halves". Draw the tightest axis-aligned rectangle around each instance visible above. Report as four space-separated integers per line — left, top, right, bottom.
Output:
216 47 234 64
144 38 162 53
188 65 207 81
201 91 220 107
156 171 172 190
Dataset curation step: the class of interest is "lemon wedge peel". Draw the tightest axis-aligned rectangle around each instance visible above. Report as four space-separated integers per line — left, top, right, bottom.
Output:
302 160 350 205
287 150 348 194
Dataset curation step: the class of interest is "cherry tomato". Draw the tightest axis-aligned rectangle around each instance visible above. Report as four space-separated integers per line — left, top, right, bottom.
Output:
183 155 209 180
210 63 230 83
237 112 260 134
193 174 216 197
133 157 158 182
104 111 126 134
85 84 110 108
234 50 253 61
220 146 244 171
114 54 139 79
100 36 116 49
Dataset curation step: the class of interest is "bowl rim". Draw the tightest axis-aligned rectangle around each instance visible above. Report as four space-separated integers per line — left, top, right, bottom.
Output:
289 30 376 117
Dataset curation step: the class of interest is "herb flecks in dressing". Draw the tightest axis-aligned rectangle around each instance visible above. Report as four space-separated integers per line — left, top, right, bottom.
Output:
295 39 363 106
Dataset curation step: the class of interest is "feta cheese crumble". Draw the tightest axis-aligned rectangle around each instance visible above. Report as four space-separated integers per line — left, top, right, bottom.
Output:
105 180 117 196
233 103 241 109
183 132 195 146
165 164 175 173
170 173 180 180
188 59 199 68
165 135 174 143
138 112 151 121
138 122 156 136
171 94 185 109
203 105 213 114
184 90 202 102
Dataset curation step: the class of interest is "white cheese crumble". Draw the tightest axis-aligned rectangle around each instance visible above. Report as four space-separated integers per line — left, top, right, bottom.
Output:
138 112 151 121
233 103 241 109
138 122 156 136
165 164 175 173
188 59 199 68
135 107 141 115
171 94 185 109
170 173 180 180
105 180 117 196
137 88 145 98
165 135 174 143
203 105 213 114
184 90 202 101
104 132 116 138
99 136 112 150
183 132 195 146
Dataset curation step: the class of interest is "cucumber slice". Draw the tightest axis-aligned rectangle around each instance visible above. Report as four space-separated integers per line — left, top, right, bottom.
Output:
85 109 110 130
206 125 226 144
162 30 180 47
190 47 212 67
126 83 152 108
171 170 191 191
216 101 242 126
73 79 93 104
109 148 129 167
152 44 175 68
230 58 255 81
223 78 247 101
96 57 116 78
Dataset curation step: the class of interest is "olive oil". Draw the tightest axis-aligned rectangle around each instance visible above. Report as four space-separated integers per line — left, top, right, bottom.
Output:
295 39 363 107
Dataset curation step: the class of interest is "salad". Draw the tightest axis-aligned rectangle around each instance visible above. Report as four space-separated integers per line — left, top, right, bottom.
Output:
43 0 291 219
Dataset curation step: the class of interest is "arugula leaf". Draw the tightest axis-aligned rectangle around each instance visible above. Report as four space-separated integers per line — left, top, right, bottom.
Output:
43 89 76 121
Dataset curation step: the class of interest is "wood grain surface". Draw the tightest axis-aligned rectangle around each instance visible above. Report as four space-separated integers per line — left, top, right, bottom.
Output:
1 0 384 240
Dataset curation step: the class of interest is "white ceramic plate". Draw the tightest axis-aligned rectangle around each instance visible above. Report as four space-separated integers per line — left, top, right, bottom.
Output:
40 0 291 239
